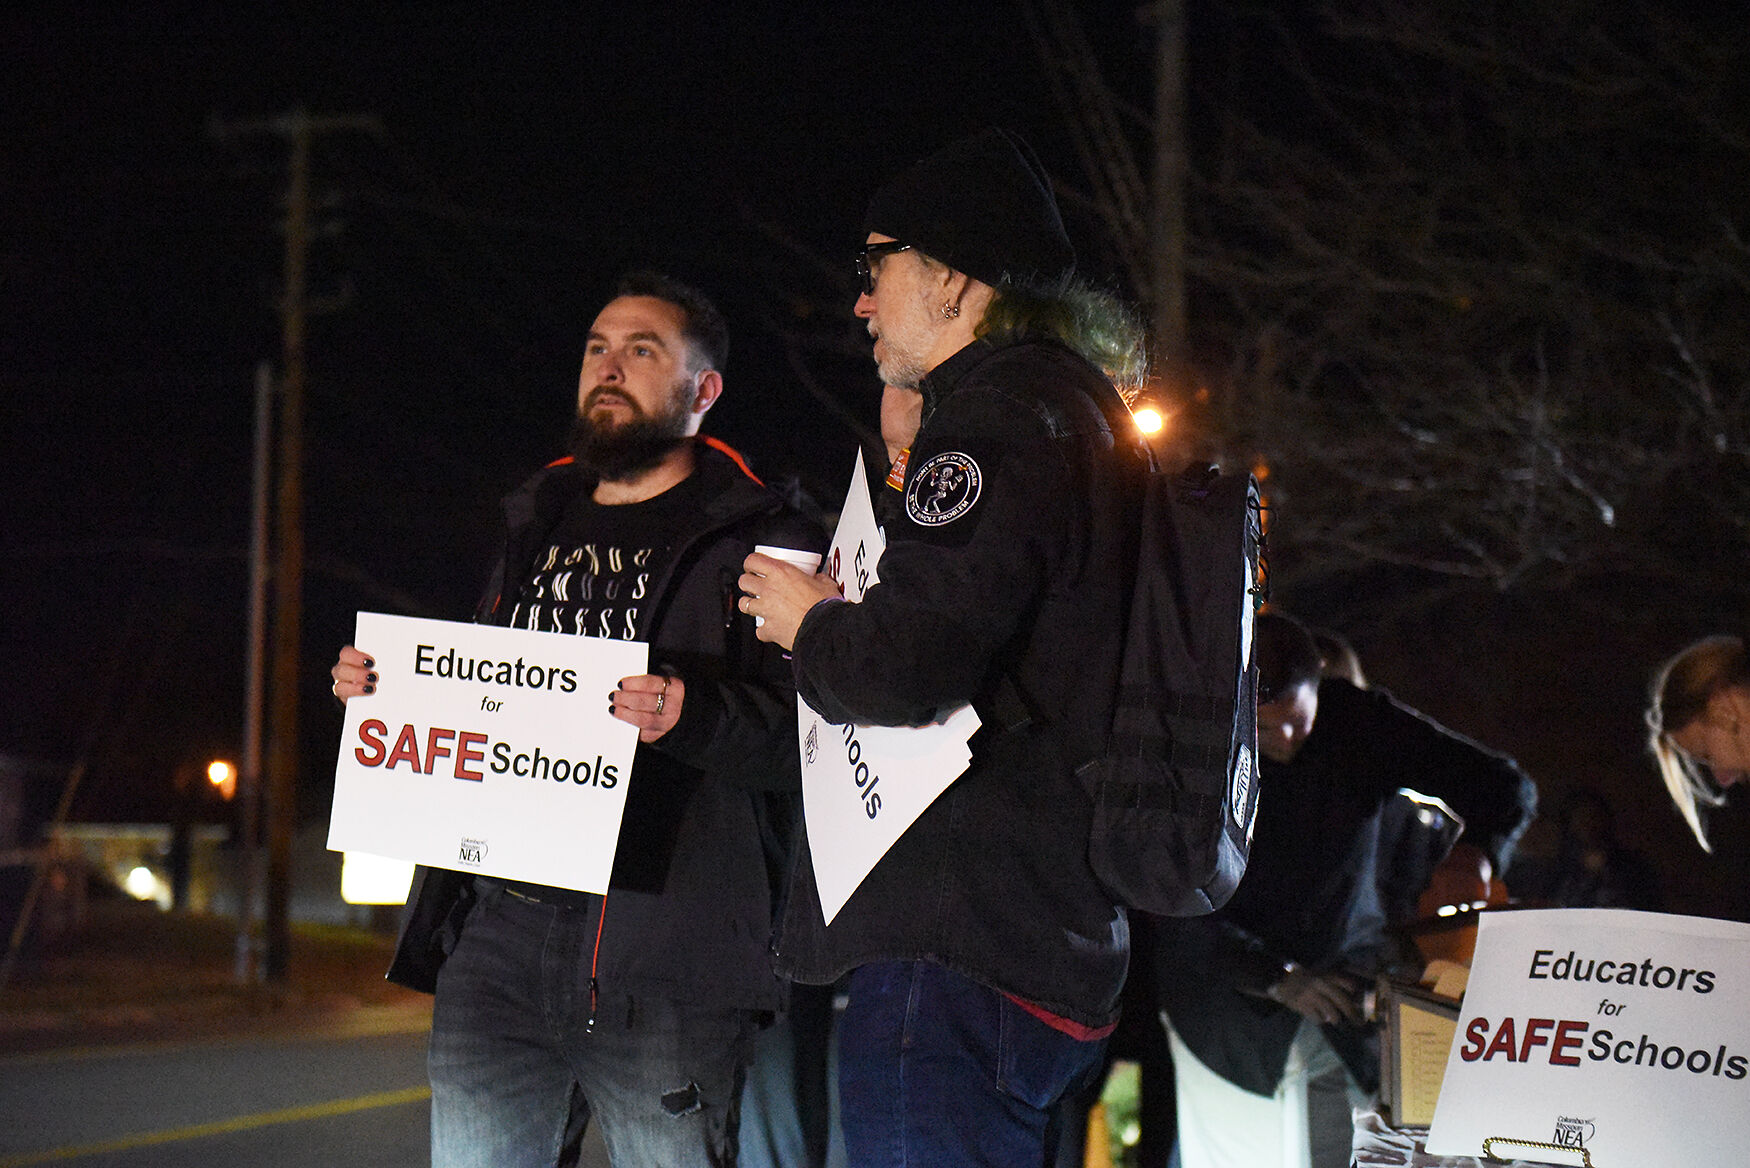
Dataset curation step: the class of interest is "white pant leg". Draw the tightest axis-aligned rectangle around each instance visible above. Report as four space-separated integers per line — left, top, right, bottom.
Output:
1167 1018 1313 1168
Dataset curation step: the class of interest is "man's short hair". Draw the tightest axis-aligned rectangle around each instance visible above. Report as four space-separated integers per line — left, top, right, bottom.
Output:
613 270 729 374
1255 612 1325 705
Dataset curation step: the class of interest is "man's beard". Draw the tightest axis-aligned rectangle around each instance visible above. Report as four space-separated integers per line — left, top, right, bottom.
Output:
568 382 695 481
875 345 928 391
869 298 935 390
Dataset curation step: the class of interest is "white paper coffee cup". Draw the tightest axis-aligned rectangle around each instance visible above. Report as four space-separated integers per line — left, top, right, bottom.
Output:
751 545 823 625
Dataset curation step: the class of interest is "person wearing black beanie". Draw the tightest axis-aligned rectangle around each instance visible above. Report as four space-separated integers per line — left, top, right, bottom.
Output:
740 129 1149 1168
862 126 1077 292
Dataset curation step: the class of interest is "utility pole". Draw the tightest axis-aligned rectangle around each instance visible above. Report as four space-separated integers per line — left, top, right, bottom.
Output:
211 108 376 991
263 109 313 990
234 360 272 986
1149 0 1188 377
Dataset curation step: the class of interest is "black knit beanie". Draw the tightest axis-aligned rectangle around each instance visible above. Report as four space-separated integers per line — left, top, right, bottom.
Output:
864 127 1076 289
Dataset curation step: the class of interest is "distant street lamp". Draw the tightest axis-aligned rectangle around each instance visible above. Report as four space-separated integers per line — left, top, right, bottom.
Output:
1131 405 1168 436
124 865 168 906
207 759 237 801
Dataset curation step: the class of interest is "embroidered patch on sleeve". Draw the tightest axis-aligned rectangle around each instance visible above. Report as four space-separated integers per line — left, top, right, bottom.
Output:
905 451 982 526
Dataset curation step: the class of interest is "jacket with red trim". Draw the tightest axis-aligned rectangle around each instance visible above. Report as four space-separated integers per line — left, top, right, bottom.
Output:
387 437 825 1011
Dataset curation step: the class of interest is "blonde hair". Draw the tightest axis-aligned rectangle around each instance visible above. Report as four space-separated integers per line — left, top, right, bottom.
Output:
1646 634 1747 852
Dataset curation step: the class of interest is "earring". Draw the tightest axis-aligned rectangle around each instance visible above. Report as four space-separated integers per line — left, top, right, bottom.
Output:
942 302 960 320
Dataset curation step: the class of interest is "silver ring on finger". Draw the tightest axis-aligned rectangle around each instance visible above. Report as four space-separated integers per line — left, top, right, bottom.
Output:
654 692 666 715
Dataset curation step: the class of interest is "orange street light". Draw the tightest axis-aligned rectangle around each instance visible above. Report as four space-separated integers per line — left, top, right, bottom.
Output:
1132 406 1166 435
207 759 237 801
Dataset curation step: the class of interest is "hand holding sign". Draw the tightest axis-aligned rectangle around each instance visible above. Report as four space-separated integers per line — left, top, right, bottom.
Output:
610 673 683 742
795 450 980 924
330 643 378 701
328 612 647 894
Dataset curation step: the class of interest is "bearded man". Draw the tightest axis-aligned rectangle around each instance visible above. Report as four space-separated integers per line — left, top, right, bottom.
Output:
331 271 823 1168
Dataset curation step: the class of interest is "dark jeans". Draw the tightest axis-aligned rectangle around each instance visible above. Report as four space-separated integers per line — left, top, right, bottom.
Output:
1052 916 1177 1168
837 960 1107 1168
428 882 758 1167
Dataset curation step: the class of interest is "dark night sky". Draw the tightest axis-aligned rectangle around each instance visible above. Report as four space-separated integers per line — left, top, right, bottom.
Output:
5 4 1747 921
1 2 1154 821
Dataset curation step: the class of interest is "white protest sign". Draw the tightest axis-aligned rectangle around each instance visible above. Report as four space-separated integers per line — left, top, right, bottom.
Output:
818 448 884 606
1426 908 1750 1164
800 449 980 924
328 611 646 893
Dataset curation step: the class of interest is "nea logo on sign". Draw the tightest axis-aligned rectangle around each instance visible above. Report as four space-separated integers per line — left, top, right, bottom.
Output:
1552 1116 1595 1148
458 838 487 866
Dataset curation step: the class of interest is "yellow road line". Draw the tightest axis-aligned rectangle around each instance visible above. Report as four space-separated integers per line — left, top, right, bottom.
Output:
0 1084 431 1166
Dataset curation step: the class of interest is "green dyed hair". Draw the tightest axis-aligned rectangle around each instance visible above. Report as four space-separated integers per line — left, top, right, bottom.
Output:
976 278 1151 399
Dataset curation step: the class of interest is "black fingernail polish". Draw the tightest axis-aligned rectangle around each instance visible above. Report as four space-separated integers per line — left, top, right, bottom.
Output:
608 703 616 715
366 672 378 684
363 684 375 695
363 658 374 669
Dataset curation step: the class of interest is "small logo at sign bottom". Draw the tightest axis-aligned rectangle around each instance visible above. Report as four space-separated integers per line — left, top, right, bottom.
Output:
1552 1115 1595 1148
458 838 488 866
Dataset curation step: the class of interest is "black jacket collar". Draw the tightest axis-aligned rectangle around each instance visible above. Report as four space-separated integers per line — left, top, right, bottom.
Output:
918 337 998 426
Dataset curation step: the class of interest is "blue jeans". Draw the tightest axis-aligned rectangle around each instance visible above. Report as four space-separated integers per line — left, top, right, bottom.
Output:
428 883 757 1167
736 981 838 1168
837 960 1107 1168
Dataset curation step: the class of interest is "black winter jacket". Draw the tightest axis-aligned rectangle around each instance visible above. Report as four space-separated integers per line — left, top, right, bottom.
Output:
387 438 824 1012
1152 677 1538 1095
776 337 1146 1028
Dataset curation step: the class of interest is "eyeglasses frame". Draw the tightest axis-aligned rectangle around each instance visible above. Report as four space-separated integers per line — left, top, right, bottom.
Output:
856 241 913 296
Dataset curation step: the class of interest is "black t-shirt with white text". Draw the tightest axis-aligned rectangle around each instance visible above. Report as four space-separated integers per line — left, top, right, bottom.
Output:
504 473 708 640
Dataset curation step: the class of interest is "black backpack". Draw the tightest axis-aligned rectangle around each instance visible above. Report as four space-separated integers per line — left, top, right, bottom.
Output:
1079 462 1266 917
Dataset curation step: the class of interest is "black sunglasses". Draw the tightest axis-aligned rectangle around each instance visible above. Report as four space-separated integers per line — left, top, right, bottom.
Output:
855 241 912 295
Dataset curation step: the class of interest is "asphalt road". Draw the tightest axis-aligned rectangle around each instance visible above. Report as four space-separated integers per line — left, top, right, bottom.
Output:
0 1006 611 1167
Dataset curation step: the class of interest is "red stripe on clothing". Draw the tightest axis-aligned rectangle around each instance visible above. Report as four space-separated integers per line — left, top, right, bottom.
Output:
1004 993 1118 1041
701 435 762 485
